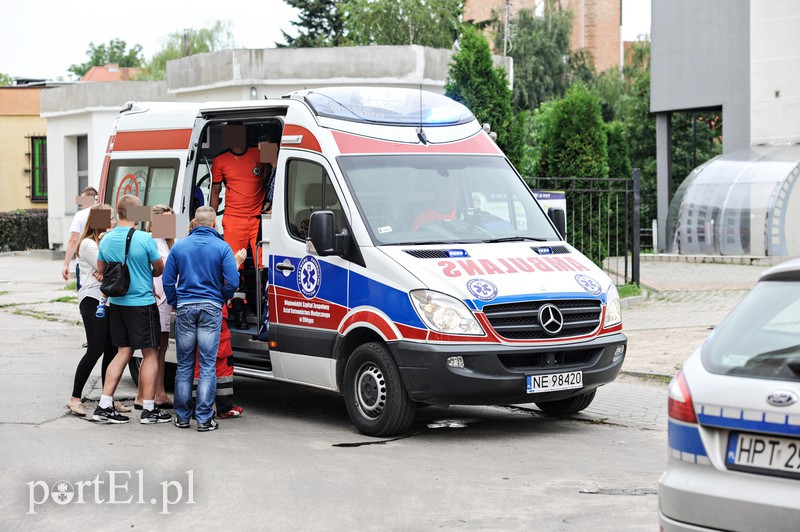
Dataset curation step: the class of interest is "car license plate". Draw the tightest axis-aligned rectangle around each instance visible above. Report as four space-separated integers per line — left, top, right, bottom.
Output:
526 371 582 394
726 431 800 478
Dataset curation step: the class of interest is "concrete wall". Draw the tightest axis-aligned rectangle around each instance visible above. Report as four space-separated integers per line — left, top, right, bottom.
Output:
750 1 800 145
650 0 750 153
166 46 512 100
0 88 47 212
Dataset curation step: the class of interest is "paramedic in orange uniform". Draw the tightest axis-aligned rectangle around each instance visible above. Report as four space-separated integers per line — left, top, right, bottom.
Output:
210 124 267 269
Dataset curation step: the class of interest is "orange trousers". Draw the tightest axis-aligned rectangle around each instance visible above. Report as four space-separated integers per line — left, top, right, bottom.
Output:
222 214 262 269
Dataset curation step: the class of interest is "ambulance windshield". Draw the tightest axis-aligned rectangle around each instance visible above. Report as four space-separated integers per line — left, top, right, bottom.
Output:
304 87 474 126
339 155 561 246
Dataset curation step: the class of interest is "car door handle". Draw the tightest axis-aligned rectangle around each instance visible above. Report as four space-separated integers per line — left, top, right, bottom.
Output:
276 262 295 272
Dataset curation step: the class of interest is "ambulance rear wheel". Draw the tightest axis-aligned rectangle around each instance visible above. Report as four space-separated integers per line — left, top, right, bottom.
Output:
343 343 415 437
128 358 176 392
534 390 596 417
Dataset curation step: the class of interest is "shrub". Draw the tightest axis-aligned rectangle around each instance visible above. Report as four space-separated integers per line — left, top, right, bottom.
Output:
0 209 49 251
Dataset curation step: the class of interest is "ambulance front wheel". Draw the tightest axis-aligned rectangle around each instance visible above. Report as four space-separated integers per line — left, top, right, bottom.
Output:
534 390 596 417
343 343 415 437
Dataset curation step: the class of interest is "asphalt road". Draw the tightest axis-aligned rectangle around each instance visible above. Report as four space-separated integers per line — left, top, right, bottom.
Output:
0 308 664 531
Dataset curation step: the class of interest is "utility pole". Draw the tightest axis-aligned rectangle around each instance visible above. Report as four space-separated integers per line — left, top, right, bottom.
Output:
183 29 190 57
504 0 512 56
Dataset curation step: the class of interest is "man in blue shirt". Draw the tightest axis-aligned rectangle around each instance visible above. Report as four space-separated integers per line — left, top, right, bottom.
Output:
163 206 243 432
93 194 170 425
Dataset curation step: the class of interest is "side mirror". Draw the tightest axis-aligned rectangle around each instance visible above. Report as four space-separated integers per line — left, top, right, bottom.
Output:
547 208 566 240
308 210 335 256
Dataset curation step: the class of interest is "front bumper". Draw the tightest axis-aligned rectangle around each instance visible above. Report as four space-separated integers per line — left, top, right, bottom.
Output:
387 333 626 405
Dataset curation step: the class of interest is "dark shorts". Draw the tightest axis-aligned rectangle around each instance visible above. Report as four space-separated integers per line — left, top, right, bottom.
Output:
109 303 161 350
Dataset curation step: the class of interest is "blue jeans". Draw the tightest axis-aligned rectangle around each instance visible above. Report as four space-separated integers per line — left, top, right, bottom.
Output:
174 303 222 424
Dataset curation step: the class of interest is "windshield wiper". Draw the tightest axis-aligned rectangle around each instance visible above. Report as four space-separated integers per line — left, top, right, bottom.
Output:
482 236 548 243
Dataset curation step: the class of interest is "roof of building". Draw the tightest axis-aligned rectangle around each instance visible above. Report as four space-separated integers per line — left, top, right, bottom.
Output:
81 64 139 82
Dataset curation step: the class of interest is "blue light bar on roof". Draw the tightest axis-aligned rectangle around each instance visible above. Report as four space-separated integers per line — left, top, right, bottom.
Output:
303 87 475 127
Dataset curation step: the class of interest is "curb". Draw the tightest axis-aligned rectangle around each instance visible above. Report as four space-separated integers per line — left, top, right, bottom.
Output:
620 370 673 382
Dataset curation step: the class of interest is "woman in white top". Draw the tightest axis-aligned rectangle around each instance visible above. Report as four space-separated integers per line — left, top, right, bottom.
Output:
134 204 174 409
66 204 128 416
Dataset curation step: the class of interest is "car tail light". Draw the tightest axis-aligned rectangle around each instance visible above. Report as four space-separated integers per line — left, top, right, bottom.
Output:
668 370 697 423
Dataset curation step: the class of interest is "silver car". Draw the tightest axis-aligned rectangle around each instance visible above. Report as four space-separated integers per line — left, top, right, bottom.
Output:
659 258 800 531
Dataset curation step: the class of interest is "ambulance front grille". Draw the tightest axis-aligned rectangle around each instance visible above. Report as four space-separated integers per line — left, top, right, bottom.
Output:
403 249 457 259
497 349 597 371
482 299 602 340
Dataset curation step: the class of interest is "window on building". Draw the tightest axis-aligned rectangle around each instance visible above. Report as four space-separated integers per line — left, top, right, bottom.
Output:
29 136 48 202
77 135 88 194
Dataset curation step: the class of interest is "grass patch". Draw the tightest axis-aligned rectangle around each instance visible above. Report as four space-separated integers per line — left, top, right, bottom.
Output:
0 291 9 296
64 281 77 291
643 374 672 385
618 283 642 299
50 295 78 304
13 309 59 322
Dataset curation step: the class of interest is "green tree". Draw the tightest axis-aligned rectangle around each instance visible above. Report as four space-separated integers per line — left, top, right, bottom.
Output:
341 0 462 48
137 21 236 80
445 26 525 167
0 72 12 86
279 0 346 47
533 83 609 264
605 121 632 179
494 8 573 111
68 39 144 77
534 82 608 179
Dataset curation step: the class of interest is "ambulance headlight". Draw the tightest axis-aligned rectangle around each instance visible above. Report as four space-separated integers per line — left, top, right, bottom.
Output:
604 283 622 327
410 290 484 336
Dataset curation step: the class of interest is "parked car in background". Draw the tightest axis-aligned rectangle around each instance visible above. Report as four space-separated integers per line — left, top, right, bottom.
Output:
659 258 800 531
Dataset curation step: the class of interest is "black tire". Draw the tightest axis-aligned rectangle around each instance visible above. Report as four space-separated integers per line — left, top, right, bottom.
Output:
535 390 596 417
127 358 176 392
343 342 415 437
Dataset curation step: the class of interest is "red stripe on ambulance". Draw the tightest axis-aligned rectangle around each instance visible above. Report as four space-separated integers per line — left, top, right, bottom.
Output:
113 129 193 151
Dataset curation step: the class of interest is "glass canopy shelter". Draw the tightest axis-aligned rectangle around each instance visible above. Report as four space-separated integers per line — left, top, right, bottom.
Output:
666 145 800 256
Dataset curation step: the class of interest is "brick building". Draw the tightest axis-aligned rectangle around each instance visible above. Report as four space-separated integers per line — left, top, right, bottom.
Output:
464 0 622 72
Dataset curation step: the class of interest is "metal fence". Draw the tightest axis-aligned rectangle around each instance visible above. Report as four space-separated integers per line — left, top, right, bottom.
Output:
528 169 641 286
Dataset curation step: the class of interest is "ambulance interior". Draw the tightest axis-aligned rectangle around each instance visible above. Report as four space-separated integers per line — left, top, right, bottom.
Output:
193 119 284 340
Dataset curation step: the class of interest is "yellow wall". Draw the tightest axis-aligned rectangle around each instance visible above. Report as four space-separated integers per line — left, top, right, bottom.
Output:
0 88 47 213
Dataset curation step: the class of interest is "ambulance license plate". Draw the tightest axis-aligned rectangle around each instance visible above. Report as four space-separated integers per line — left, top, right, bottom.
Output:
726 431 800 478
526 371 582 394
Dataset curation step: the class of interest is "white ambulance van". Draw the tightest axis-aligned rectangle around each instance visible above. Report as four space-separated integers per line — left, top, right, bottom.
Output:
99 86 626 436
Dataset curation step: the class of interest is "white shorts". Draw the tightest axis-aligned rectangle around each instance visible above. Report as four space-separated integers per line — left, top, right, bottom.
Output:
157 301 171 333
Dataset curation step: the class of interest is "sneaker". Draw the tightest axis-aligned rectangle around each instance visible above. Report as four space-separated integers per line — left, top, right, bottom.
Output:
140 407 172 424
92 406 129 424
197 419 219 432
219 406 243 419
114 401 132 413
173 417 190 429
95 305 107 318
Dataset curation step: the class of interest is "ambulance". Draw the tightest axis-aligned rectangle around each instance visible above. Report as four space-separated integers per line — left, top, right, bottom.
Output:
99 86 627 436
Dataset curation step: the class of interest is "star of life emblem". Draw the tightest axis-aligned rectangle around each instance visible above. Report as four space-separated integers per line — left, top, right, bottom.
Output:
467 278 498 301
297 256 322 299
574 274 602 296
